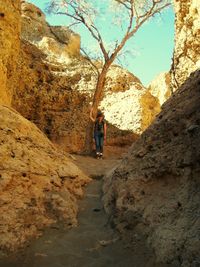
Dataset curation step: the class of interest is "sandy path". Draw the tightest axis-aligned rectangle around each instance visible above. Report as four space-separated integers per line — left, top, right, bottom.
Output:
0 155 172 267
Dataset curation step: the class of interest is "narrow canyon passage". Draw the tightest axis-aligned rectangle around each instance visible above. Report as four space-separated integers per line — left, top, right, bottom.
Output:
0 155 172 267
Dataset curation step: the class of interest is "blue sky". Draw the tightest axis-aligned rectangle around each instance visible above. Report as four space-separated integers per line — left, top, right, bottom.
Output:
28 0 175 86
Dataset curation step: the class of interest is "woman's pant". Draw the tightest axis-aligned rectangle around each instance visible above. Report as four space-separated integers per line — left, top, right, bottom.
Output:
94 133 104 153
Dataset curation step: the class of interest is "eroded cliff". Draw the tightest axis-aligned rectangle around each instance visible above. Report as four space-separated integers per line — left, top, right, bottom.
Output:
12 2 160 152
103 70 200 265
0 0 90 256
149 0 200 107
0 0 21 105
172 0 200 87
103 0 200 265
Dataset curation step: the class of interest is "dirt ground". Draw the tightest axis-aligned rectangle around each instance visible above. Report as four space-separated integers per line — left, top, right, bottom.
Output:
0 149 174 267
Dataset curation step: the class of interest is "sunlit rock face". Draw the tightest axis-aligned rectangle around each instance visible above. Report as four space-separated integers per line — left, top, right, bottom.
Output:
0 105 90 255
148 72 171 106
101 65 160 135
148 0 200 107
21 1 80 63
103 69 200 266
0 0 21 105
172 0 200 87
14 42 157 151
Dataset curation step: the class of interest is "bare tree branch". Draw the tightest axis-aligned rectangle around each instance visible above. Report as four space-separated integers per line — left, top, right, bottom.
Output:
81 47 100 76
46 0 171 152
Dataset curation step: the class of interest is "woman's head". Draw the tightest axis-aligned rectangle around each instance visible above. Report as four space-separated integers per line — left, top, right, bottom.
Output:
96 111 104 121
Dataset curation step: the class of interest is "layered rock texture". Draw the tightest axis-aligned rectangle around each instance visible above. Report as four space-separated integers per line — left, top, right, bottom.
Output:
148 72 171 106
21 1 80 62
171 0 200 88
103 70 200 265
0 0 21 105
0 0 90 256
12 2 160 152
149 0 200 106
103 2 200 263
0 104 90 254
1 0 199 262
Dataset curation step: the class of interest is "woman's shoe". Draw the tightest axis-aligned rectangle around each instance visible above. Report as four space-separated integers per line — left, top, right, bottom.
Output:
96 152 100 159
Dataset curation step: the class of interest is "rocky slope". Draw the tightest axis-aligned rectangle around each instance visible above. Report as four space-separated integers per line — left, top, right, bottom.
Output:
0 105 90 255
12 1 160 152
0 0 21 106
103 70 200 265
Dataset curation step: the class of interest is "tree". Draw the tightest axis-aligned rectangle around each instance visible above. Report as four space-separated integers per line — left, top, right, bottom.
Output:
47 0 171 153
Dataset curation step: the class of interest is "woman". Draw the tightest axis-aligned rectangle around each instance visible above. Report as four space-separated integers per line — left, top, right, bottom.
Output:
90 109 107 158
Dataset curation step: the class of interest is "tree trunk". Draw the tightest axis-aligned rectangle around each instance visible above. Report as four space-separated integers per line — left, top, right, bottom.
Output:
83 65 109 154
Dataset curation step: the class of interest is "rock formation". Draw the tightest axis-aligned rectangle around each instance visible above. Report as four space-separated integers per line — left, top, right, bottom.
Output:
21 1 80 62
0 0 21 106
12 2 159 152
103 5 200 260
0 105 90 254
103 69 200 265
171 0 200 87
148 72 171 106
149 0 200 107
103 1 200 265
0 0 90 256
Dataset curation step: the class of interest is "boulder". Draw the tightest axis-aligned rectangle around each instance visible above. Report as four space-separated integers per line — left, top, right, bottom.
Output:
0 105 90 254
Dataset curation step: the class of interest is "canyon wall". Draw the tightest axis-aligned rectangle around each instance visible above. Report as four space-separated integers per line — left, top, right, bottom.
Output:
0 0 21 105
12 2 160 152
149 0 200 107
103 69 200 266
103 0 200 265
171 0 200 88
0 1 90 256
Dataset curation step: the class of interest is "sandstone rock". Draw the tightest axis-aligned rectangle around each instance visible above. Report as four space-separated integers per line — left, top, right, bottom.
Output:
13 39 159 151
103 70 200 265
0 0 21 105
101 85 160 135
21 1 80 62
0 105 90 254
171 0 200 87
148 72 171 106
11 3 160 152
149 0 200 104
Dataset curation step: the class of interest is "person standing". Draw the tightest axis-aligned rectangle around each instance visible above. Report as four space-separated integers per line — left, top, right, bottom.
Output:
90 109 107 158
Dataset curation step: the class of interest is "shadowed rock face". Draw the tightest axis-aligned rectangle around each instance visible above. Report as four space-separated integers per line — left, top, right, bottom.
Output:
0 105 90 254
103 70 200 266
